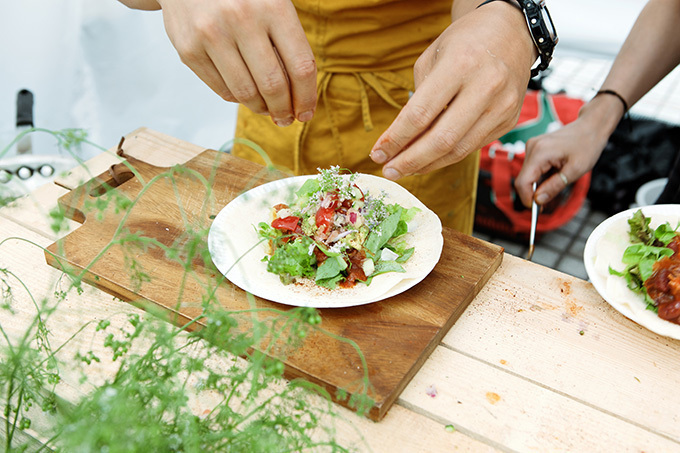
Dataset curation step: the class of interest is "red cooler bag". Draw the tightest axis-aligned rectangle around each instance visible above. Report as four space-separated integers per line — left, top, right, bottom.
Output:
475 89 590 239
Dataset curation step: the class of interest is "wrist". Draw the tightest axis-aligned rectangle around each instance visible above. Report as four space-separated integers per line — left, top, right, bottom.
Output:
478 0 558 77
476 0 538 71
579 93 628 137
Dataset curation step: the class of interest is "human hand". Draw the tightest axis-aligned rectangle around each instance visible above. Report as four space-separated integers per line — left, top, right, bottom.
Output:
156 0 317 126
514 118 609 208
369 3 535 181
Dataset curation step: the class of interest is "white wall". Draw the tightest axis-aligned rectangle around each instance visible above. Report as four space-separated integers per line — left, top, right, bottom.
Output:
549 0 646 58
0 0 648 159
0 1 238 159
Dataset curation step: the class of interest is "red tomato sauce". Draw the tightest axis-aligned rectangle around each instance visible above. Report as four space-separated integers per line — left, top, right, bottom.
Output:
644 236 680 324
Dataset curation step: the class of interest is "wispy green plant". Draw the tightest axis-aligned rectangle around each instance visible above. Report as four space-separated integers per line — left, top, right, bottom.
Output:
0 129 372 452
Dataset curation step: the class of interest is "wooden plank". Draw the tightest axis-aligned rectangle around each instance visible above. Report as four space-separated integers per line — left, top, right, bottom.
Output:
442 255 680 442
43 145 503 420
0 416 50 453
399 346 680 452
0 181 76 240
54 127 204 191
333 404 500 453
0 215 493 452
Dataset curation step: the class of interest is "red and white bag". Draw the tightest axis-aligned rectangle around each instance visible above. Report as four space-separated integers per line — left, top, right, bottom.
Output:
475 90 591 238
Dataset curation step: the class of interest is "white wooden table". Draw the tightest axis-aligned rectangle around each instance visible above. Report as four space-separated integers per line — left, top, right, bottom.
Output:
1 128 679 452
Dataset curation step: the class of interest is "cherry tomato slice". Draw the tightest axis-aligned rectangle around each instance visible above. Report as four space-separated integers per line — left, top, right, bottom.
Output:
316 193 338 234
315 206 335 234
271 216 301 232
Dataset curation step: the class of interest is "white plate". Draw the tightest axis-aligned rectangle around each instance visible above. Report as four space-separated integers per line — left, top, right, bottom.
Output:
207 174 444 308
583 204 680 339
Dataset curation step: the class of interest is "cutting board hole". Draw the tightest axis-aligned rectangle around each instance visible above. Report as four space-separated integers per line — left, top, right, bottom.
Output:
89 163 134 196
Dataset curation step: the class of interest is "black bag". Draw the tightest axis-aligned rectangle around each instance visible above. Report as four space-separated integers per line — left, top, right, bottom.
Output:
588 117 680 215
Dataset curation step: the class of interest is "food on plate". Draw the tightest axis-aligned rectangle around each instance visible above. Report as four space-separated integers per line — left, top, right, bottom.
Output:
607 210 680 324
207 170 443 307
256 167 420 290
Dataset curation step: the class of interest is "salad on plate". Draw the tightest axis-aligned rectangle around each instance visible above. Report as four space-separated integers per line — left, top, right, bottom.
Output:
257 167 420 290
207 167 443 308
607 209 680 324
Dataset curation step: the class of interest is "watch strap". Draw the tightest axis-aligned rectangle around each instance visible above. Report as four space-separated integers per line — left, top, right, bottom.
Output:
477 0 555 78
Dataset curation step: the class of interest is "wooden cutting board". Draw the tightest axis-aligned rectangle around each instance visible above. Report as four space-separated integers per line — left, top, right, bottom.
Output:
45 133 503 421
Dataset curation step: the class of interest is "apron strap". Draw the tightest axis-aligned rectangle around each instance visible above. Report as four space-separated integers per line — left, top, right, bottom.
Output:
293 69 413 174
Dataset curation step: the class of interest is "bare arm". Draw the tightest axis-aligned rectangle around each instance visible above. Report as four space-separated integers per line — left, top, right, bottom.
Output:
515 0 680 207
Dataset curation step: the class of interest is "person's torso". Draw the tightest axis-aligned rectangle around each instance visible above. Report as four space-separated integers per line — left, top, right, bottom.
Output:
293 0 451 71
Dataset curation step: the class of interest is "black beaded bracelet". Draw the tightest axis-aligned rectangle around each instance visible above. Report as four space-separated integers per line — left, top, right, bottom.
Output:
595 89 629 114
478 0 521 11
594 89 632 131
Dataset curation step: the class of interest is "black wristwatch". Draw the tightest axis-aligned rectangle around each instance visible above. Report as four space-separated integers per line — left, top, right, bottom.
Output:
478 0 558 78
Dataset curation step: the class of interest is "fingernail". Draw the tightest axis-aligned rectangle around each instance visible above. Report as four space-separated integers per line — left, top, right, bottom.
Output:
298 110 314 122
370 149 387 164
536 193 549 205
383 167 402 181
274 117 294 127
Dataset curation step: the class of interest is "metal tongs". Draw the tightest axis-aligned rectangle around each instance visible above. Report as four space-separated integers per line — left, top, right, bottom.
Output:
526 181 538 261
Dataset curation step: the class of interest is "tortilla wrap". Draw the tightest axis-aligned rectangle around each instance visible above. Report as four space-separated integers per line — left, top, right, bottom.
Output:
207 173 443 308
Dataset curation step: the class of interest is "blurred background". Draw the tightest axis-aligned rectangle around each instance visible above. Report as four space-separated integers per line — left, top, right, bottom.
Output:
0 0 649 160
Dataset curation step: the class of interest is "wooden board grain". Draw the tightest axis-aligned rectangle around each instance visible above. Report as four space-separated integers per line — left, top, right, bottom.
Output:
45 138 503 421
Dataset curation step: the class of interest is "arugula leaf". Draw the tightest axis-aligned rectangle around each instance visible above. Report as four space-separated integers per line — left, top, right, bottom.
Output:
372 260 406 277
393 220 408 238
315 256 348 289
364 209 401 255
315 256 347 281
655 223 680 246
395 247 415 263
400 206 421 223
316 273 345 290
296 178 320 197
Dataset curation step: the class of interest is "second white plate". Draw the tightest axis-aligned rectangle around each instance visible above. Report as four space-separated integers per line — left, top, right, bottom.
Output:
583 204 680 340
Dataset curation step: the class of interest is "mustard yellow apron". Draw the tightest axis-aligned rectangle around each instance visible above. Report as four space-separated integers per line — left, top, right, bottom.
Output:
232 0 479 234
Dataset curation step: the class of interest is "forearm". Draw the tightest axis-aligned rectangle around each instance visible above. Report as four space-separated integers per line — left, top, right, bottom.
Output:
451 0 485 18
117 0 160 10
600 0 680 108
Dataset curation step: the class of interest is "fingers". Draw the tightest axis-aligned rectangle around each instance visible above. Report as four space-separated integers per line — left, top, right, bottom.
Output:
179 49 238 103
515 121 606 207
205 44 269 112
269 12 317 122
514 140 553 208
535 171 571 205
369 41 454 166
370 23 524 181
235 33 295 123
161 0 316 124
372 69 514 181
369 70 465 179
514 144 575 209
